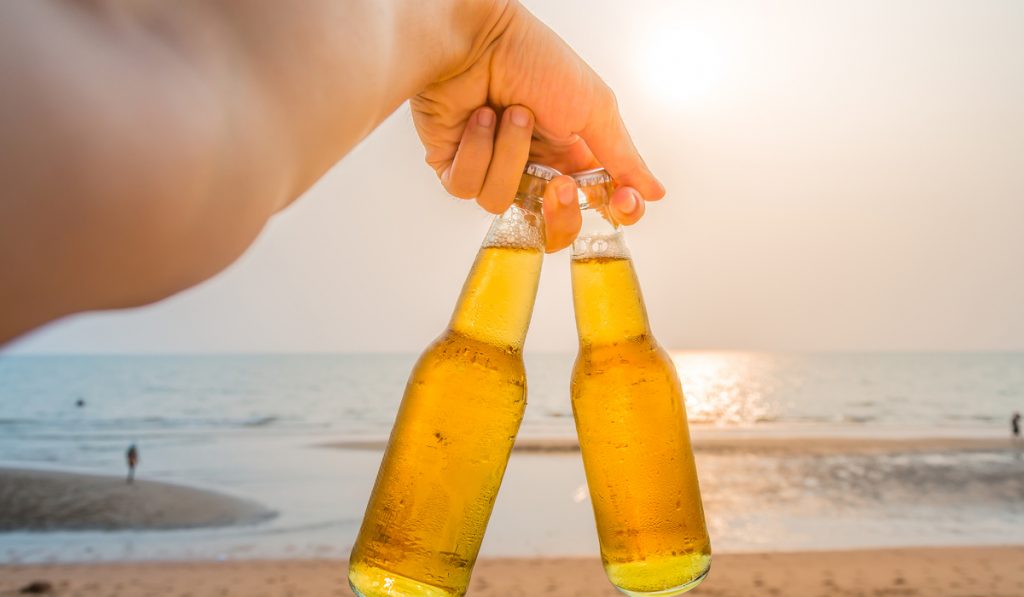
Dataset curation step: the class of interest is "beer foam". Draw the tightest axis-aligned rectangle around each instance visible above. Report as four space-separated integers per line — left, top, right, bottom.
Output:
571 232 631 260
482 205 544 250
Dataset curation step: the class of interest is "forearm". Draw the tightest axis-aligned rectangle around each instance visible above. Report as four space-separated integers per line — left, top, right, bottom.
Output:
0 0 508 344
201 0 509 194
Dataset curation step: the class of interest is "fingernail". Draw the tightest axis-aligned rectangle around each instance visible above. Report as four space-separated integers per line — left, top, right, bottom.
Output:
476 108 494 128
510 106 531 128
558 182 576 207
621 190 641 215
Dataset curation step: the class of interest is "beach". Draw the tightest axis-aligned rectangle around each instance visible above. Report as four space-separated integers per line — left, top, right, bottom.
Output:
0 468 274 532
2 432 1021 562
2 547 1023 596
2 445 1023 595
1 353 1022 593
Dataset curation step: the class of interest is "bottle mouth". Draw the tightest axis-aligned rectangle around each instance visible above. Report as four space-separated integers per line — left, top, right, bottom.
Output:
517 162 561 203
571 168 613 188
524 162 561 181
571 168 614 212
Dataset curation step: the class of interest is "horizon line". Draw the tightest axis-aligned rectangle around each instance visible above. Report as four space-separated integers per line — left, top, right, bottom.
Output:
3 348 1024 357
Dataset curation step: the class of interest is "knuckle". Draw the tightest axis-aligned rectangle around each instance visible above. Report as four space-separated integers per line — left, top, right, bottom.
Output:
424 147 451 172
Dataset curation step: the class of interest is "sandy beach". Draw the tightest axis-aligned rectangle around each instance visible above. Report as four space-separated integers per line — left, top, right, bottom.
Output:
3 460 1020 596
0 468 275 531
1 547 1022 596
3 353 1022 592
2 432 1022 561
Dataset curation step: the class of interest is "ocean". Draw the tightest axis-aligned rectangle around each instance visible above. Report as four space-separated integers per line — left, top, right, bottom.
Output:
1 352 1022 563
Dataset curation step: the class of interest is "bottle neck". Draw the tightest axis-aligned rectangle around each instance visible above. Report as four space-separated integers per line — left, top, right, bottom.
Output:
450 198 545 350
571 194 650 346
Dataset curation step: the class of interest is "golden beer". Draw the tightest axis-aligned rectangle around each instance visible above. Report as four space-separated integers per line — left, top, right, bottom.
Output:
569 169 711 596
349 164 556 597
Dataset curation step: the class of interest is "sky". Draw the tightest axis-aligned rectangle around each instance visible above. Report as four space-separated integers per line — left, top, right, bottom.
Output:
7 0 1024 354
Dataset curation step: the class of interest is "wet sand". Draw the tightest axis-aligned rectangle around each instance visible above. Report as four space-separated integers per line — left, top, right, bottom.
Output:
1 547 1022 596
0 468 275 531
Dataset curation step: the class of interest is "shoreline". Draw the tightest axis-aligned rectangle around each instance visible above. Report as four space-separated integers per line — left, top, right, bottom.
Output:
321 434 1022 455
3 431 1020 563
2 546 1022 596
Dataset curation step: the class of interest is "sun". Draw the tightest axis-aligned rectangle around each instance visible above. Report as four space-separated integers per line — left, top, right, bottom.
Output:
639 26 724 105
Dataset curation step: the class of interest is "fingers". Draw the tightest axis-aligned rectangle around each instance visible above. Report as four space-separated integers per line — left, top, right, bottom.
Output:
476 105 534 214
609 186 646 226
542 175 582 253
438 98 650 236
437 104 536 215
580 86 665 202
441 107 497 199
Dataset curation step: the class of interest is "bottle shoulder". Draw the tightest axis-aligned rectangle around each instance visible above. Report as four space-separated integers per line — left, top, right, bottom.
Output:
406 329 527 408
417 329 526 373
573 335 675 372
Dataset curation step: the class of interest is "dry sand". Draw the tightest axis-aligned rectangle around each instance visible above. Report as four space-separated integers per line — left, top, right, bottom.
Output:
0 468 274 531
1 547 1022 596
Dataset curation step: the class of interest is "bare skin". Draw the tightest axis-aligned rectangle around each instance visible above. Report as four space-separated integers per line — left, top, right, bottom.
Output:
0 0 664 345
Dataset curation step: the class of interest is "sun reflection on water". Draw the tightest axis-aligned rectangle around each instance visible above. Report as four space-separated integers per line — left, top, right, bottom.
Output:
671 351 776 427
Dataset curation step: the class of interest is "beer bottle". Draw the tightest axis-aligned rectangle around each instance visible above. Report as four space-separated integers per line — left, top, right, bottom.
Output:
349 163 557 597
569 168 711 596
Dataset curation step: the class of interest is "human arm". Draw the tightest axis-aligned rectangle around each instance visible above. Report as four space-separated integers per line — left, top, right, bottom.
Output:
0 0 662 345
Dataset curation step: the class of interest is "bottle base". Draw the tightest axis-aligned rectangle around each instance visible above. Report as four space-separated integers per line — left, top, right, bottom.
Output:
349 561 460 597
608 554 712 597
613 566 710 597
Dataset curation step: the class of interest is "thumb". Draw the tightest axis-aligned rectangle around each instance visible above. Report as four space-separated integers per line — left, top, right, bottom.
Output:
579 86 665 201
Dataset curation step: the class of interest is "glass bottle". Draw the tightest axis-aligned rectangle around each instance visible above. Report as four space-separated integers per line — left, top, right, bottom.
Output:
569 168 711 596
349 163 557 597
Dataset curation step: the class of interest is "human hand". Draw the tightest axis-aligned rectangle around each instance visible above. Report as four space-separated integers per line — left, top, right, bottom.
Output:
411 1 664 252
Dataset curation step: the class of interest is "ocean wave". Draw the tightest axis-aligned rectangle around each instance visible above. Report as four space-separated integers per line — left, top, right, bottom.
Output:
242 416 280 427
0 415 298 435
839 415 878 424
0 418 33 426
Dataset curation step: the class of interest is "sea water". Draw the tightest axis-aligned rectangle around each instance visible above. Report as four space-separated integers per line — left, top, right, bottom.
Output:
0 352 1022 562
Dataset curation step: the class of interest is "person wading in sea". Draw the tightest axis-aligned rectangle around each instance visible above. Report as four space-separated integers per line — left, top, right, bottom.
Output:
126 444 139 484
1013 412 1021 441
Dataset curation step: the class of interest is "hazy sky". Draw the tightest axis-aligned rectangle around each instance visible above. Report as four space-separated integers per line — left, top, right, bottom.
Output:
7 0 1024 354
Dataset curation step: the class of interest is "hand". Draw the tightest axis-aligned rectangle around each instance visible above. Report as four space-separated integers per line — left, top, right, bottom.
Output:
411 1 664 252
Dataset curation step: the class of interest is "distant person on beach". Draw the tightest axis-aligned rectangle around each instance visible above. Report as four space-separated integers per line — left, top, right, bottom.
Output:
1013 412 1021 440
126 444 139 484
0 2 663 345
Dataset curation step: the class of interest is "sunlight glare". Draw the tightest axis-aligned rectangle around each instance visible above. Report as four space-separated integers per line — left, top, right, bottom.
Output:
639 26 723 105
672 351 774 426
